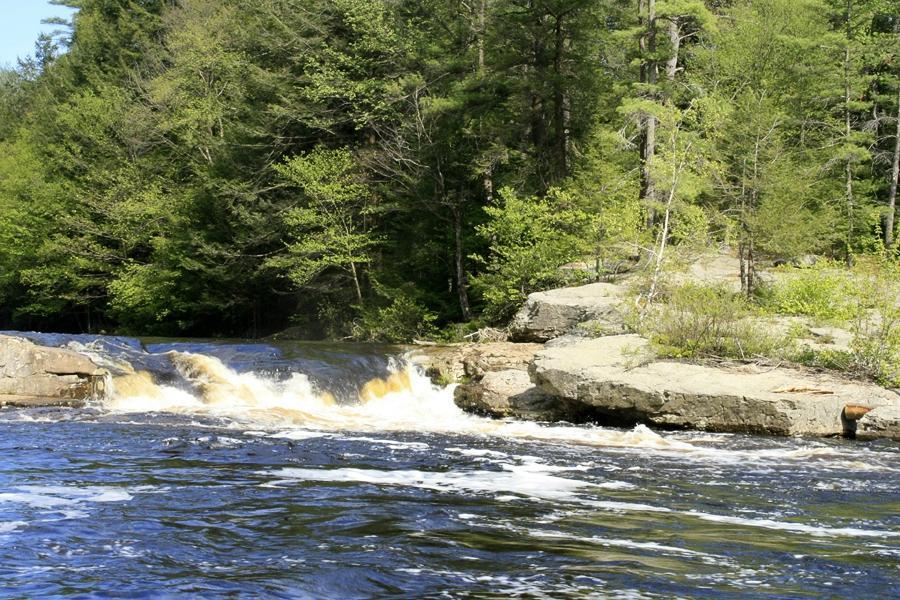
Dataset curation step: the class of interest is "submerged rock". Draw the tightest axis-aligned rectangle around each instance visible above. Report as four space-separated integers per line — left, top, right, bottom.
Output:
0 335 107 407
509 282 627 343
454 369 568 421
529 334 898 437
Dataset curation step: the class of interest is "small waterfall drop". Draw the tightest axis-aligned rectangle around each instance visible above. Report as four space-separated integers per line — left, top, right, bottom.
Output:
102 348 691 450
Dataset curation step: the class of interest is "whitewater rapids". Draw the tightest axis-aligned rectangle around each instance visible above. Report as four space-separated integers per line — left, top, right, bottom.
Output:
105 351 694 450
99 350 899 474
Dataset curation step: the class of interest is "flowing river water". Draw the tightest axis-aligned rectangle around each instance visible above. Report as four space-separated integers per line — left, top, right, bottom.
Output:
0 333 897 598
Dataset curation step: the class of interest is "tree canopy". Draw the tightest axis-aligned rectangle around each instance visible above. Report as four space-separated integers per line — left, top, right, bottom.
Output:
0 0 897 339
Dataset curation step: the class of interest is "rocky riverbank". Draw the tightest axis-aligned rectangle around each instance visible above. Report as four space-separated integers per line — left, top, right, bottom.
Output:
414 255 900 441
2 253 898 442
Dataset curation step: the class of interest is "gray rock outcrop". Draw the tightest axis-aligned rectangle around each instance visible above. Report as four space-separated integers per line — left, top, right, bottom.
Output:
529 334 898 436
0 335 107 407
409 342 542 384
454 369 567 421
854 405 900 441
509 282 627 343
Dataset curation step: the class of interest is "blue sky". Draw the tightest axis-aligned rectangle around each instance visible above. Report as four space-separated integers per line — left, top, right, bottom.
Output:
0 1 78 67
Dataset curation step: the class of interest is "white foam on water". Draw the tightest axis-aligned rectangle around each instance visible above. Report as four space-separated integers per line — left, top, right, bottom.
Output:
497 455 592 473
270 430 329 441
685 510 900 538
446 447 509 458
104 353 701 451
590 481 637 490
529 530 712 558
691 445 900 472
27 486 133 503
0 486 134 508
341 436 431 451
589 500 673 514
0 485 138 532
576 499 899 538
0 521 27 534
265 464 898 540
0 492 76 509
263 465 599 501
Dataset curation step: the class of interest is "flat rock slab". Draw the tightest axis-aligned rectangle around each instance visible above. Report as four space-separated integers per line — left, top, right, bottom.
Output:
0 335 107 406
454 369 567 421
855 405 900 441
509 282 627 342
530 335 898 437
668 253 745 293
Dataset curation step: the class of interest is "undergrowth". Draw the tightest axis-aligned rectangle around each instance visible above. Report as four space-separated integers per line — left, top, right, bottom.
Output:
638 283 784 360
640 256 899 387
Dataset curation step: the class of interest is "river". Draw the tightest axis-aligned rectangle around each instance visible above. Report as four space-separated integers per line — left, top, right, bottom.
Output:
0 334 897 597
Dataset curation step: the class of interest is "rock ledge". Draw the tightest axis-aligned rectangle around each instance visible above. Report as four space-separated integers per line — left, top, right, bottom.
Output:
529 335 898 437
0 335 107 408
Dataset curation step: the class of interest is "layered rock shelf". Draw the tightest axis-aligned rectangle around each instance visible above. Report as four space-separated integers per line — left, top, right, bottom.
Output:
0 335 107 408
530 335 897 437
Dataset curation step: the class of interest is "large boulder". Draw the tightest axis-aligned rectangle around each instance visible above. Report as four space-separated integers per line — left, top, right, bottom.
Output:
529 334 898 437
509 282 627 343
855 405 900 441
454 369 568 421
0 335 107 407
409 342 542 384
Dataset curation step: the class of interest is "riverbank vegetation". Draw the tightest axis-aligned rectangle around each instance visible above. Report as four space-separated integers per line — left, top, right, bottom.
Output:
0 0 897 340
635 257 900 387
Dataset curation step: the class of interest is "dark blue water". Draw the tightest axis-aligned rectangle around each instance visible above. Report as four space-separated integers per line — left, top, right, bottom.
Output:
0 336 897 598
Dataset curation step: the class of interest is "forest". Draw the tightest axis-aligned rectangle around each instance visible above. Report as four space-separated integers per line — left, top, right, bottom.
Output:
0 0 897 340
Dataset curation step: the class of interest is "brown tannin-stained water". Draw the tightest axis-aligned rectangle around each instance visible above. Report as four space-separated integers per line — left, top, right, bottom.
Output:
0 333 897 598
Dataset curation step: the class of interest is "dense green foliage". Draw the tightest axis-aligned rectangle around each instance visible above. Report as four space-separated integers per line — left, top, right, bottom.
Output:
0 0 897 339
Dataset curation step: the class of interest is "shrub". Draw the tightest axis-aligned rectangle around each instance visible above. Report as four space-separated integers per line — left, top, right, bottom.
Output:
353 284 438 343
759 263 855 321
470 187 595 322
641 283 782 360
782 257 899 386
846 259 900 387
792 346 853 372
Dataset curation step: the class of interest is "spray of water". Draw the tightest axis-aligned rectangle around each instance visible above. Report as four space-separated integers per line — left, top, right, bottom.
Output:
105 352 691 450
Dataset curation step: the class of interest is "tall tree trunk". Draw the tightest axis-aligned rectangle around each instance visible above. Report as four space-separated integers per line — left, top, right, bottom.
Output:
640 0 658 226
527 0 548 192
744 128 763 297
453 206 472 320
844 0 854 264
349 261 363 304
645 130 691 310
665 18 680 82
553 14 569 180
477 0 486 72
886 85 900 248
477 0 494 206
638 0 648 202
